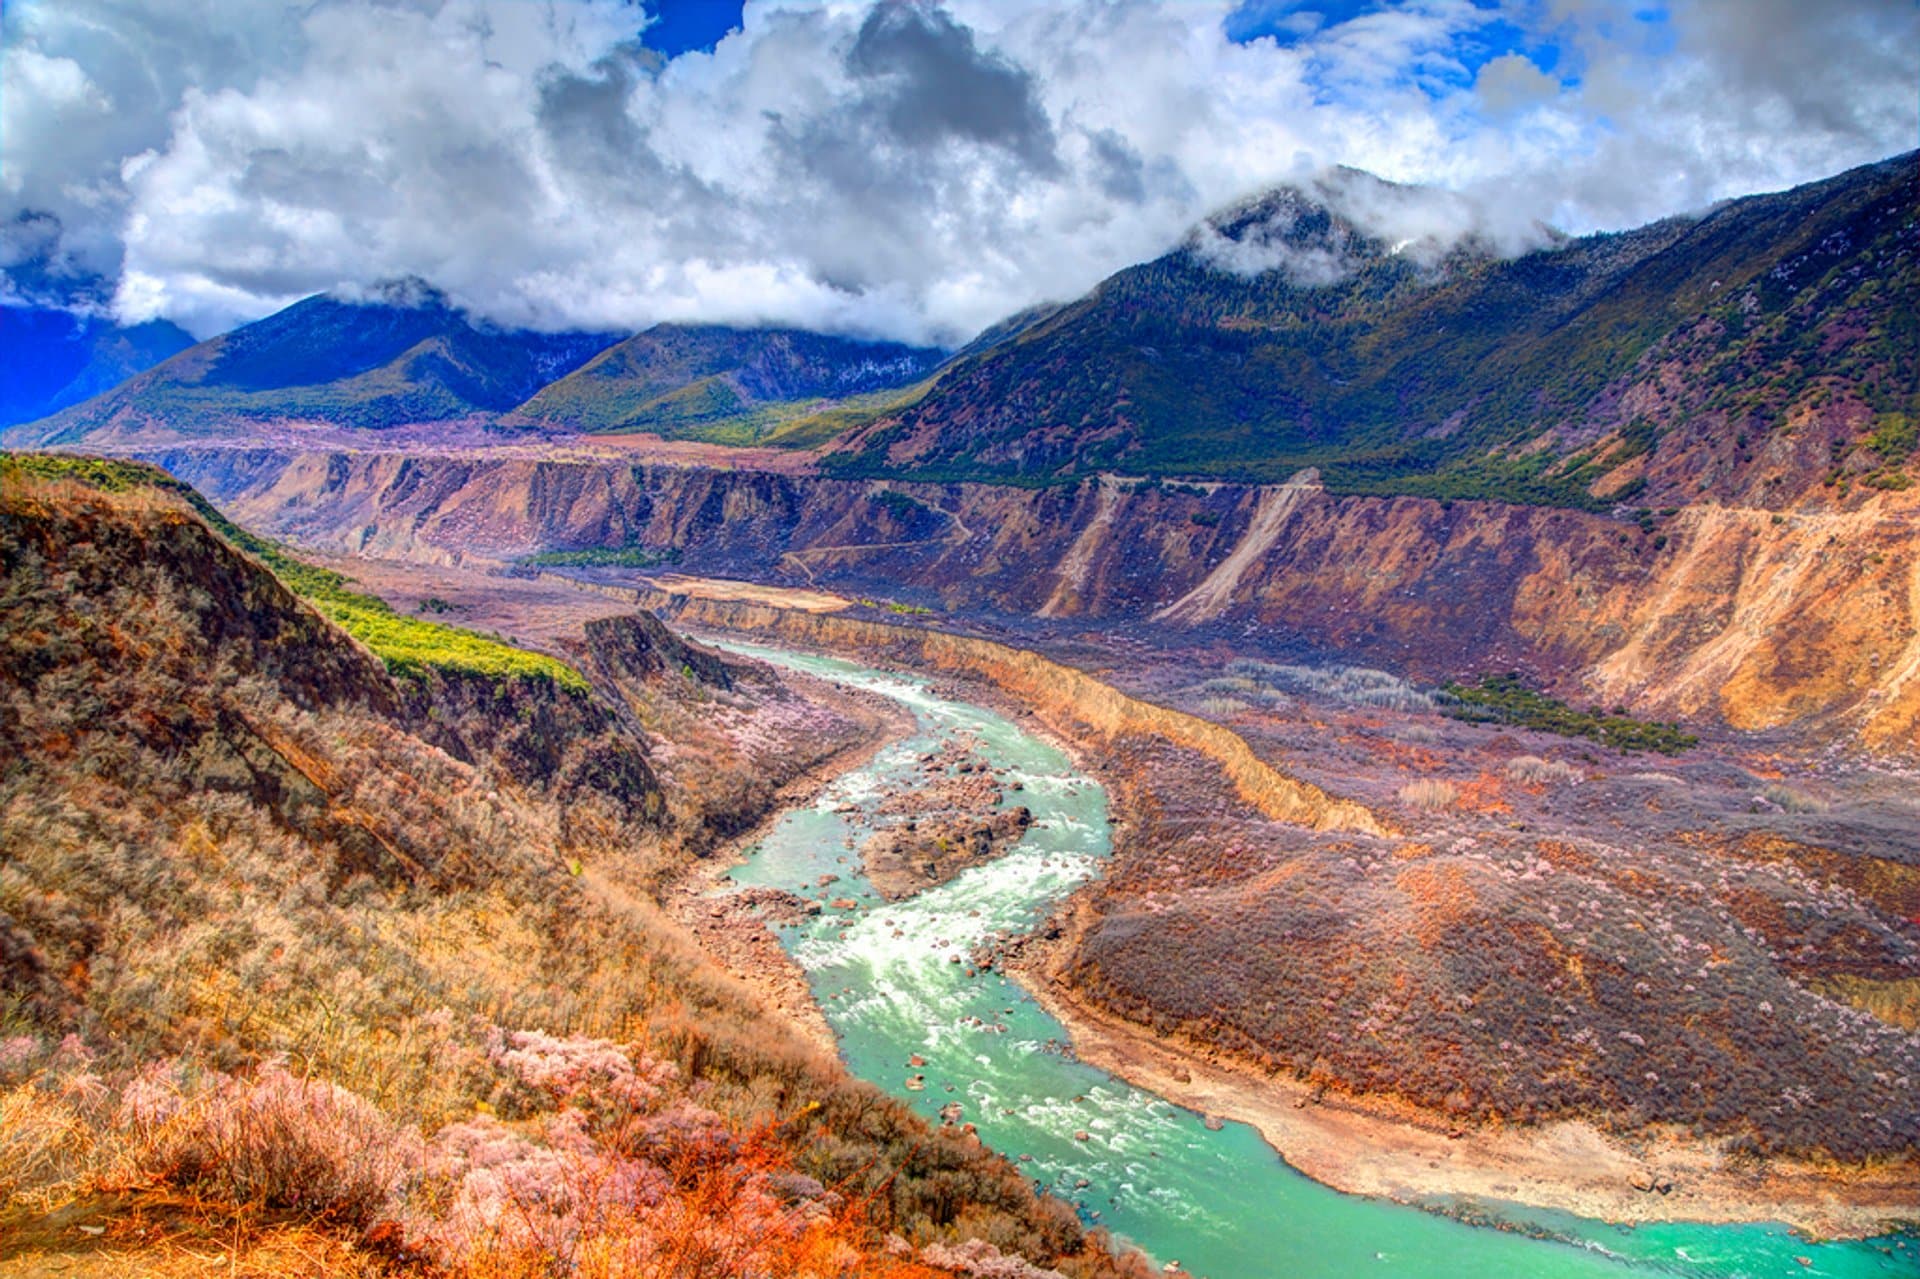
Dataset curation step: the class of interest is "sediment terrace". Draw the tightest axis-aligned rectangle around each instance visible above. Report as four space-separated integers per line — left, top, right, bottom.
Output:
540 570 1381 836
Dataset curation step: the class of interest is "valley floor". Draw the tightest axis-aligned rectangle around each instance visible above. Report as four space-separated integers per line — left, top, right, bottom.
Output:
259 550 1920 1242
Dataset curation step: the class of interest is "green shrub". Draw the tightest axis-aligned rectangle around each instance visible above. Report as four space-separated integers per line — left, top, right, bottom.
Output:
522 546 680 569
1866 412 1916 463
1439 673 1698 754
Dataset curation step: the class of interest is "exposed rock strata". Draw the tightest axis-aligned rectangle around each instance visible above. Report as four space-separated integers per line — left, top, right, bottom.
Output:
153 446 1920 750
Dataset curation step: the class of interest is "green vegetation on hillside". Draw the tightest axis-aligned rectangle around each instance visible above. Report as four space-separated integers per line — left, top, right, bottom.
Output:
2 452 587 690
516 324 944 445
754 376 942 448
273 559 589 690
1859 411 1916 490
522 545 682 569
824 154 1917 511
1439 672 1698 754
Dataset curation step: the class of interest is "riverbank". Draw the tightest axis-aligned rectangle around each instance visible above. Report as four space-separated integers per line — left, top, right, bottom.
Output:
662 661 917 1059
543 582 1920 1244
640 634 1916 1278
673 622 1918 1240
1010 898 1919 1242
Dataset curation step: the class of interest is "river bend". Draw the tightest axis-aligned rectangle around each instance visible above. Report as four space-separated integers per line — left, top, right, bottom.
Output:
717 643 1913 1279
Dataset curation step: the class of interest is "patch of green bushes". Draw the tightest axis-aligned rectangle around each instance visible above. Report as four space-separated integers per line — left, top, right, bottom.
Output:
1439 672 1698 754
522 546 681 569
870 488 929 521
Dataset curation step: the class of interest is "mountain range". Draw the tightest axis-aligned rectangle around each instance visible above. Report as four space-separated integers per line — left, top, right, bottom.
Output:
827 153 1916 509
0 304 194 427
10 152 1913 516
11 283 948 450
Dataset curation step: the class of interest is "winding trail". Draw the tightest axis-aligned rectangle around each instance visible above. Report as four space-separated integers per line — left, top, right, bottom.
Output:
778 485 974 585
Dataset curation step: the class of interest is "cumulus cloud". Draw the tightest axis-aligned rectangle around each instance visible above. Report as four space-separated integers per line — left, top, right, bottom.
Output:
0 0 1913 340
1474 52 1561 115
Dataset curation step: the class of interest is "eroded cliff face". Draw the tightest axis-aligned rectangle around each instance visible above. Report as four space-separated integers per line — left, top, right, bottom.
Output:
152 446 1920 750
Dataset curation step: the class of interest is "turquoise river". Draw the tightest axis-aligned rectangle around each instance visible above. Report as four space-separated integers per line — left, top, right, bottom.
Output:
718 643 1917 1279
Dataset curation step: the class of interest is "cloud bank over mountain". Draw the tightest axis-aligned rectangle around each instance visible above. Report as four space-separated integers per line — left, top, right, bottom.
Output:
3 0 1913 342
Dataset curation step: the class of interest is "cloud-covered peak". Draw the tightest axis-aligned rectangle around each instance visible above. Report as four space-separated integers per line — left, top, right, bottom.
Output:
2 0 1913 342
1191 165 1558 283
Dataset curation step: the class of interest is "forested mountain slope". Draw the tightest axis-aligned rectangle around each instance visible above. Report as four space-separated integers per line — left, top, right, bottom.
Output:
828 153 1917 511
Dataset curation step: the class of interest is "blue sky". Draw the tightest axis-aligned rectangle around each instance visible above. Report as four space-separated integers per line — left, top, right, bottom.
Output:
648 1 1670 86
645 0 745 58
1223 1 1684 93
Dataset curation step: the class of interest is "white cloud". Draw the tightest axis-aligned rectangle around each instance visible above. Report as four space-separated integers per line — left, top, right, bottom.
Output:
1474 52 1561 115
0 0 1913 340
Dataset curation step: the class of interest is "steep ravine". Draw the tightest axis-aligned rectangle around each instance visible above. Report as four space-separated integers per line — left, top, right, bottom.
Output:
152 445 1920 748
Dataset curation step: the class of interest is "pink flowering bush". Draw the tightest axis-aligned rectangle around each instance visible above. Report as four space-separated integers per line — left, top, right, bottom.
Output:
485 1028 676 1123
153 1066 423 1225
399 1112 669 1268
0 1034 42 1085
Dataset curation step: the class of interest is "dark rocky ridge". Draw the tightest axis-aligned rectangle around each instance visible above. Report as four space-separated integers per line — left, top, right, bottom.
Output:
583 610 736 692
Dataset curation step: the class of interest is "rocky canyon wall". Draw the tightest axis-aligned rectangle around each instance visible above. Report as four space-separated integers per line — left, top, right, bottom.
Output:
151 446 1920 750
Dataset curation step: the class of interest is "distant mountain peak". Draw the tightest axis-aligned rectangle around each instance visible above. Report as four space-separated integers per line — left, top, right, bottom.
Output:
5 280 624 442
0 304 195 427
1190 166 1558 284
333 276 453 312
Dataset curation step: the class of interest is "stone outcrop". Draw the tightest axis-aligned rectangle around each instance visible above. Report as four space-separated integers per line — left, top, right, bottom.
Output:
862 808 1034 900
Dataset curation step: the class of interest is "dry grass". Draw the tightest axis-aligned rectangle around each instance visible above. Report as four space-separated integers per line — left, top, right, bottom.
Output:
0 467 1152 1279
1396 778 1459 810
0 1191 399 1279
1503 755 1585 786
